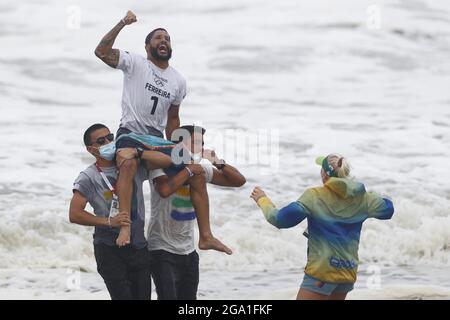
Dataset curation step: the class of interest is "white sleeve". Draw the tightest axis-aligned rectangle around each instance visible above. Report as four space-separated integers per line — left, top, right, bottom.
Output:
149 168 166 181
172 76 186 106
116 50 135 74
200 161 214 183
73 172 93 202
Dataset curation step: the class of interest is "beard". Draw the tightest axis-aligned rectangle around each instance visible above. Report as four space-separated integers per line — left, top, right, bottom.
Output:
151 45 172 61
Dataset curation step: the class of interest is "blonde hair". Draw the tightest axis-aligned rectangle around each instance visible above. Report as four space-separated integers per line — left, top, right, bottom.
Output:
327 153 351 178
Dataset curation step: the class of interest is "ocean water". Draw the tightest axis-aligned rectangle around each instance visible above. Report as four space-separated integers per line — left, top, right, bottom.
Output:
1 0 450 299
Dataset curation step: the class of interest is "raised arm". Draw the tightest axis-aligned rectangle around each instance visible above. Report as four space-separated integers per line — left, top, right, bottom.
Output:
251 187 308 229
94 10 137 68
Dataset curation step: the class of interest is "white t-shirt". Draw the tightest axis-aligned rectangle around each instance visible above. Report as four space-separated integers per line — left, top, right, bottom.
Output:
147 159 214 255
116 50 187 136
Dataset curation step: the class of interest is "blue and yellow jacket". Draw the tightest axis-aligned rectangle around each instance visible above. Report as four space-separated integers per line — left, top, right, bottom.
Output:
257 177 394 283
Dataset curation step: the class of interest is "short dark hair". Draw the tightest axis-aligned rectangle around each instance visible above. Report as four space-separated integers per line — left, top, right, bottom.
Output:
175 125 206 143
145 28 168 45
180 125 206 135
83 123 108 146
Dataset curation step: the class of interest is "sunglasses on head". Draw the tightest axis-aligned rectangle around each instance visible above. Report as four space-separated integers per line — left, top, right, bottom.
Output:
92 133 114 145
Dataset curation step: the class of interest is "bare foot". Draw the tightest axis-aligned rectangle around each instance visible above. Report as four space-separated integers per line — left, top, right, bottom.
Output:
198 236 232 255
116 226 131 247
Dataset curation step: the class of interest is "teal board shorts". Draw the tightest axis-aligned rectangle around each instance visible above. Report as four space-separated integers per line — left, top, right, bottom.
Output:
300 273 354 296
115 127 185 177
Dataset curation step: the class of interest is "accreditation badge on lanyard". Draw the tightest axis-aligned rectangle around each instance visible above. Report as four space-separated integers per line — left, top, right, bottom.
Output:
95 163 120 218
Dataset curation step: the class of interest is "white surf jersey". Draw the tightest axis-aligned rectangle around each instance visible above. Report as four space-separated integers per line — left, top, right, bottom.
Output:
116 50 187 136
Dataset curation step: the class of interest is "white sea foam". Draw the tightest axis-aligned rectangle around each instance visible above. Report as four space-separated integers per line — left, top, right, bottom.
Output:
1 0 450 299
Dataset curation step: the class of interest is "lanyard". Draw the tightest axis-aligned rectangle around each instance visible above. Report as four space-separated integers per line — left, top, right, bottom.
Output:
95 163 116 193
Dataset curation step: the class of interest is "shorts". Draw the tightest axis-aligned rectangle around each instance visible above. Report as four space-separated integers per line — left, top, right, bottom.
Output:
300 273 354 296
116 127 164 149
115 127 186 178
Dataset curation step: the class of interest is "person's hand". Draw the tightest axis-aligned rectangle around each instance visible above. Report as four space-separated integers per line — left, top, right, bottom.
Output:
186 164 205 175
109 212 131 228
116 148 138 168
203 149 220 164
250 187 267 203
122 10 137 25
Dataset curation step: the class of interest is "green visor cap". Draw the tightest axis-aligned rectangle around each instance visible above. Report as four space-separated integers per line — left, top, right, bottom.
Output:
315 156 326 166
315 156 337 178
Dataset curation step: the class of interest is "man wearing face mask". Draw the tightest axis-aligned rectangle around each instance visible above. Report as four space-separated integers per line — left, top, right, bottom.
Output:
69 123 152 300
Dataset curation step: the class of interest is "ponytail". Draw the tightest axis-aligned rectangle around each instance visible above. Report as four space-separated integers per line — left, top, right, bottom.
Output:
327 154 351 178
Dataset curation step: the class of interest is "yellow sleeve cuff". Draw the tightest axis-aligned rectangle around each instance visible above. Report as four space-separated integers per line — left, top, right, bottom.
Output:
257 196 274 208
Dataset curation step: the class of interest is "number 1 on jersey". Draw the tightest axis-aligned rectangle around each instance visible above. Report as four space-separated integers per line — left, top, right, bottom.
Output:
150 96 158 115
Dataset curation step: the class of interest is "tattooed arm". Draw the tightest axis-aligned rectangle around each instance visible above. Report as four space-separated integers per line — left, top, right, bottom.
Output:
94 10 137 68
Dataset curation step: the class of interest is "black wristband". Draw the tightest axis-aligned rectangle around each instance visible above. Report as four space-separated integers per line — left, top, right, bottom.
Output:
136 147 144 159
214 160 226 170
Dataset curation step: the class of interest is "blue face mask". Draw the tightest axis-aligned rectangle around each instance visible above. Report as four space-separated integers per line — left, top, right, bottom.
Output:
99 142 116 161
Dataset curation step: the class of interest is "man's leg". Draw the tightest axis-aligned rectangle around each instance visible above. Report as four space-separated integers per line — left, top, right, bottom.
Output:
178 251 199 300
115 152 138 247
150 250 181 300
128 247 152 300
296 288 330 300
94 243 133 300
141 150 172 170
188 174 232 254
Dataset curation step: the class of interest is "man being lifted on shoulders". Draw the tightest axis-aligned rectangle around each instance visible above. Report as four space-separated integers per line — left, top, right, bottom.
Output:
94 10 230 254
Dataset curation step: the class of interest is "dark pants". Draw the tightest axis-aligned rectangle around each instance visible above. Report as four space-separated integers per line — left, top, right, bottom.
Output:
94 243 152 300
150 250 199 300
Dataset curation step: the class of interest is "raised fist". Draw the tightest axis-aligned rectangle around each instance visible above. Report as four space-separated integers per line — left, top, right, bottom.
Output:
122 10 137 25
250 187 267 203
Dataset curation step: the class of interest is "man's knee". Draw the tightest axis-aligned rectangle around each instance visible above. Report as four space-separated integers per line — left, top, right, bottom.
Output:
120 158 138 174
117 149 138 173
189 173 206 184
